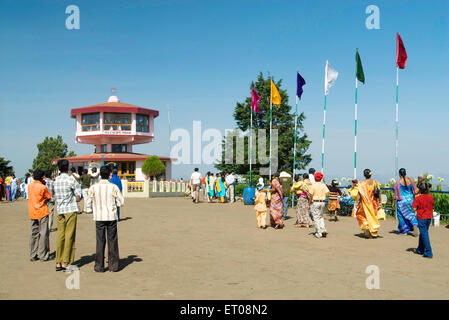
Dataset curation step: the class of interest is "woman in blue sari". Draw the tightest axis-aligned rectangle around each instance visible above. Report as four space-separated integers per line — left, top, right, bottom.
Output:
393 168 418 235
215 173 227 203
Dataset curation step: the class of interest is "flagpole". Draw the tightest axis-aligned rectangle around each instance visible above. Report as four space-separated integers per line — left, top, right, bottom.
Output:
321 95 326 173
395 66 399 180
249 105 253 187
354 77 358 180
269 85 273 181
292 94 298 207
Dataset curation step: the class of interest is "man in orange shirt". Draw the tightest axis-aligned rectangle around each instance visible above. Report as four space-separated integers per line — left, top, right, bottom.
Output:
28 170 52 261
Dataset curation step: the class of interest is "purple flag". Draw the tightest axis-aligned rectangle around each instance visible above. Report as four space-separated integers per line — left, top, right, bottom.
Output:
297 72 306 99
251 87 261 114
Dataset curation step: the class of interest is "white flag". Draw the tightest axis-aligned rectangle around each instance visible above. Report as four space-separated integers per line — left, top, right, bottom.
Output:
324 60 338 95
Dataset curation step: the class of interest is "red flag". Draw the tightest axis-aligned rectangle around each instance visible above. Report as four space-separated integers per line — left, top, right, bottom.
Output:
396 33 407 69
251 88 261 114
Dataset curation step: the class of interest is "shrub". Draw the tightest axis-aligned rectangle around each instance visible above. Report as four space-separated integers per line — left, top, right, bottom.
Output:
141 156 165 180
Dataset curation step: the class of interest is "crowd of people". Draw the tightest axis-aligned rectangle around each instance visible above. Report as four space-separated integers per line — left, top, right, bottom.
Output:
0 173 33 202
253 166 434 258
189 168 237 204
25 159 125 272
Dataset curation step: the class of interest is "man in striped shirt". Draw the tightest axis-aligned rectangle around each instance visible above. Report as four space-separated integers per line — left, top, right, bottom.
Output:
86 165 124 272
54 159 81 271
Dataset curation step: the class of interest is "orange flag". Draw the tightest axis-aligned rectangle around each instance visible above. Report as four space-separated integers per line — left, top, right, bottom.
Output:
270 79 281 107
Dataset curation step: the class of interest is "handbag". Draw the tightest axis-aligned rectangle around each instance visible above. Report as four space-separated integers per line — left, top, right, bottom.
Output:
377 208 386 220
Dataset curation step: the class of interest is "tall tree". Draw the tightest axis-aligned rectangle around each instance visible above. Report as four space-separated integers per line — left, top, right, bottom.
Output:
215 72 311 178
0 157 14 176
32 135 76 171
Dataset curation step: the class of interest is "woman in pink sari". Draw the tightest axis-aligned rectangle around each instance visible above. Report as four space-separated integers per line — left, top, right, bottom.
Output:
268 173 284 229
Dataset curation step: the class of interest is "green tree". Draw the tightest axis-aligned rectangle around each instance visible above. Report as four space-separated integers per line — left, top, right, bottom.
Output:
32 135 76 171
142 156 166 179
215 72 311 178
0 157 14 177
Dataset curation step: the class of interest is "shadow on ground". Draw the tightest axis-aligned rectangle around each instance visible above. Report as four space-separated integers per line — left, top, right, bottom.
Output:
118 255 142 271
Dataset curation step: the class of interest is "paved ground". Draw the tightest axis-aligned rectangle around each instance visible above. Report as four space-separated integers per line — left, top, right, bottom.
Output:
1 197 448 300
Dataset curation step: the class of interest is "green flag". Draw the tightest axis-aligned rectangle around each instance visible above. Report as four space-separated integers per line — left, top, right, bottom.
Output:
356 49 365 84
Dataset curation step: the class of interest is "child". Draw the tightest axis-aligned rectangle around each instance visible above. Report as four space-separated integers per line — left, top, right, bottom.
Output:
411 182 434 258
254 185 267 229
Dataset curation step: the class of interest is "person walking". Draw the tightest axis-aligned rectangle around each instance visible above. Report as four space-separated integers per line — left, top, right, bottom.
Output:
28 170 52 262
393 168 418 236
291 173 313 228
44 170 56 231
355 169 382 239
327 179 342 222
412 182 434 258
190 168 202 203
279 167 293 220
54 159 81 272
215 173 227 203
226 172 236 203
87 165 124 272
268 173 284 229
309 172 329 238
308 168 316 184
90 167 100 185
348 179 359 217
10 174 18 201
109 169 123 221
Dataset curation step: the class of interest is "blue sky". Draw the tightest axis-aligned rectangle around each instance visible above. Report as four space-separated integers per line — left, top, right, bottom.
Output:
1 0 448 183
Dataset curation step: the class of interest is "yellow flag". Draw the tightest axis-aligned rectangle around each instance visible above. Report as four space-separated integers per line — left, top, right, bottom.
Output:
270 79 281 107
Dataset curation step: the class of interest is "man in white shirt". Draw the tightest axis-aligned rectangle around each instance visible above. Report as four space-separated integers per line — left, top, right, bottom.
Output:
308 168 316 184
87 165 124 272
90 167 100 185
190 168 202 204
225 172 236 203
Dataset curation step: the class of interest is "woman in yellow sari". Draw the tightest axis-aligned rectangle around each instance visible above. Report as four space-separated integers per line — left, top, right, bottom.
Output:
356 169 382 238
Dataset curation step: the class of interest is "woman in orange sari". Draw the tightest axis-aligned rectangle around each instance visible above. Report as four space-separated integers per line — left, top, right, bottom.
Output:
356 169 382 238
268 173 284 229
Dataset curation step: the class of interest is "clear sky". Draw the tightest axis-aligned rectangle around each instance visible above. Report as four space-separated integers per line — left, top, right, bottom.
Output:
1 0 448 183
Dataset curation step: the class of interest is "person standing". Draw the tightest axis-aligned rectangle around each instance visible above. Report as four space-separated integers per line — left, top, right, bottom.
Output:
355 169 381 239
279 167 293 220
190 168 202 204
309 172 329 238
28 170 52 261
44 170 56 231
226 172 236 203
80 169 92 213
268 173 284 229
10 175 18 201
53 159 81 271
5 175 12 201
87 165 124 272
25 173 32 200
109 169 123 221
0 176 4 201
412 182 434 258
254 185 267 229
